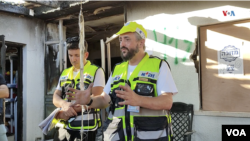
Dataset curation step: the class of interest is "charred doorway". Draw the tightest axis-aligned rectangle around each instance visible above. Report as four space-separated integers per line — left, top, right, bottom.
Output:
0 35 24 141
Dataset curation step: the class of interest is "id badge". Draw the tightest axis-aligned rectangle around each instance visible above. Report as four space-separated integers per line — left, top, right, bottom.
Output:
127 105 140 113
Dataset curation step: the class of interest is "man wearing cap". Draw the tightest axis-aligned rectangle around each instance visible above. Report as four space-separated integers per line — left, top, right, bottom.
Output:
52 37 105 141
67 22 178 141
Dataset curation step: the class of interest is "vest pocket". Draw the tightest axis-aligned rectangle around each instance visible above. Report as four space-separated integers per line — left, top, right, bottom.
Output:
68 109 97 130
76 82 89 90
61 79 75 99
134 83 154 97
103 117 125 141
134 117 169 141
110 87 124 109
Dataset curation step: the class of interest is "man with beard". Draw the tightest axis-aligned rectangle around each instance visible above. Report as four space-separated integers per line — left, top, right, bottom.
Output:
67 21 178 141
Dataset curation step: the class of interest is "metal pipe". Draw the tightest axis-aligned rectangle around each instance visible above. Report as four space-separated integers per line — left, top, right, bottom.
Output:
105 35 118 44
14 97 17 141
100 39 105 72
106 37 111 76
101 39 107 123
59 19 63 73
64 42 67 69
124 3 127 23
10 58 13 133
45 40 60 45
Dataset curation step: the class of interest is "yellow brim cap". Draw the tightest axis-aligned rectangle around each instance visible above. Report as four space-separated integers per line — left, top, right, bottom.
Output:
116 22 147 39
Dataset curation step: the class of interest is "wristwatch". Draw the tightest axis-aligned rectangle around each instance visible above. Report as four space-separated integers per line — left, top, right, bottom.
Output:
86 98 93 106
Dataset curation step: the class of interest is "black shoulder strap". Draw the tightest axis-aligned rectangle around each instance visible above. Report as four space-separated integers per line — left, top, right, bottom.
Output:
149 55 161 59
160 60 171 71
91 64 104 83
149 55 171 71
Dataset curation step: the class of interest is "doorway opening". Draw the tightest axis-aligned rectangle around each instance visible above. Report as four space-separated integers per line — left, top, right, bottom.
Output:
0 40 24 141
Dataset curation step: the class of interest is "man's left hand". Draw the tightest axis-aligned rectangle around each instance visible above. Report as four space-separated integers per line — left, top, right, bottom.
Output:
116 84 141 106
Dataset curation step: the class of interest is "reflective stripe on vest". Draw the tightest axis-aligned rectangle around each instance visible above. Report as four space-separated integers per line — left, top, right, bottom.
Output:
137 129 167 140
106 53 171 141
130 108 168 116
59 61 102 130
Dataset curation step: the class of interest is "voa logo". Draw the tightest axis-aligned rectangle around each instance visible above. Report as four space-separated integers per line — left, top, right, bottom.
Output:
226 129 246 136
222 125 249 140
223 11 235 16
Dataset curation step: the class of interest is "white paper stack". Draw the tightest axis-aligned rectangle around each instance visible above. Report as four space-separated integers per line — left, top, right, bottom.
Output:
38 108 60 135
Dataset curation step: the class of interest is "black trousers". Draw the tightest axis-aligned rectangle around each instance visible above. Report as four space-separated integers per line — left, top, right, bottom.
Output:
54 128 97 141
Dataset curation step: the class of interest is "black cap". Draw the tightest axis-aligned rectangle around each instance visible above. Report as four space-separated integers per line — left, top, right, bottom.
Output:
66 36 79 43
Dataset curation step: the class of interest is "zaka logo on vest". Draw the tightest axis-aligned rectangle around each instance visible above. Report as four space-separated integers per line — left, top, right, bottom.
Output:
223 11 235 16
113 75 122 81
139 71 159 79
84 74 93 81
61 76 68 80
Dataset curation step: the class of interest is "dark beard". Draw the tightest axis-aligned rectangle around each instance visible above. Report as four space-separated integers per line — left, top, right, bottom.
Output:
120 45 139 61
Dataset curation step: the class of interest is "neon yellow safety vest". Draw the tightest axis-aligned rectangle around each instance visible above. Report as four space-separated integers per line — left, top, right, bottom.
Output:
104 53 172 141
59 60 102 131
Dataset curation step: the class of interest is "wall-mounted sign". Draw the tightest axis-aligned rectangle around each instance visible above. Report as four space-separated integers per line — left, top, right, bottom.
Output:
218 45 244 75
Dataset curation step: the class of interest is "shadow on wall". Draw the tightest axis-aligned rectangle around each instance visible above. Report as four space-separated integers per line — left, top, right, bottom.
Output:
188 16 221 26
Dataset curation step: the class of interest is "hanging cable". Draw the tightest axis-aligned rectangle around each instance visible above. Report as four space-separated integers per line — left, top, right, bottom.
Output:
78 2 87 140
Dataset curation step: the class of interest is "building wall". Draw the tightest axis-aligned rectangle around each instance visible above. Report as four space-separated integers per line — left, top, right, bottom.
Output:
0 12 45 141
127 1 250 141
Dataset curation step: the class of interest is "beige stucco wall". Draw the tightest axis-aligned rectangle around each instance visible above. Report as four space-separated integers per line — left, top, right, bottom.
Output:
126 1 250 141
0 12 45 141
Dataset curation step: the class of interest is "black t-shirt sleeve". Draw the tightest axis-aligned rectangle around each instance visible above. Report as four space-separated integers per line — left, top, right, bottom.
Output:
0 74 6 85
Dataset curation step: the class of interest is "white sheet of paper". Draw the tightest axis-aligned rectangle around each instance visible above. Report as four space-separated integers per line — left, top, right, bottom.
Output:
217 42 244 76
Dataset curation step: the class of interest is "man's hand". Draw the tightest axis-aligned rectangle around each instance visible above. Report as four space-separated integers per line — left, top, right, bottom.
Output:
56 111 70 121
61 101 77 117
56 105 84 121
66 83 93 106
116 84 141 106
0 84 9 98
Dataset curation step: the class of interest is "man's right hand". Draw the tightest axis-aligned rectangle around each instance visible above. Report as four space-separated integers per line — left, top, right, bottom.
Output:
61 101 77 117
56 105 82 121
